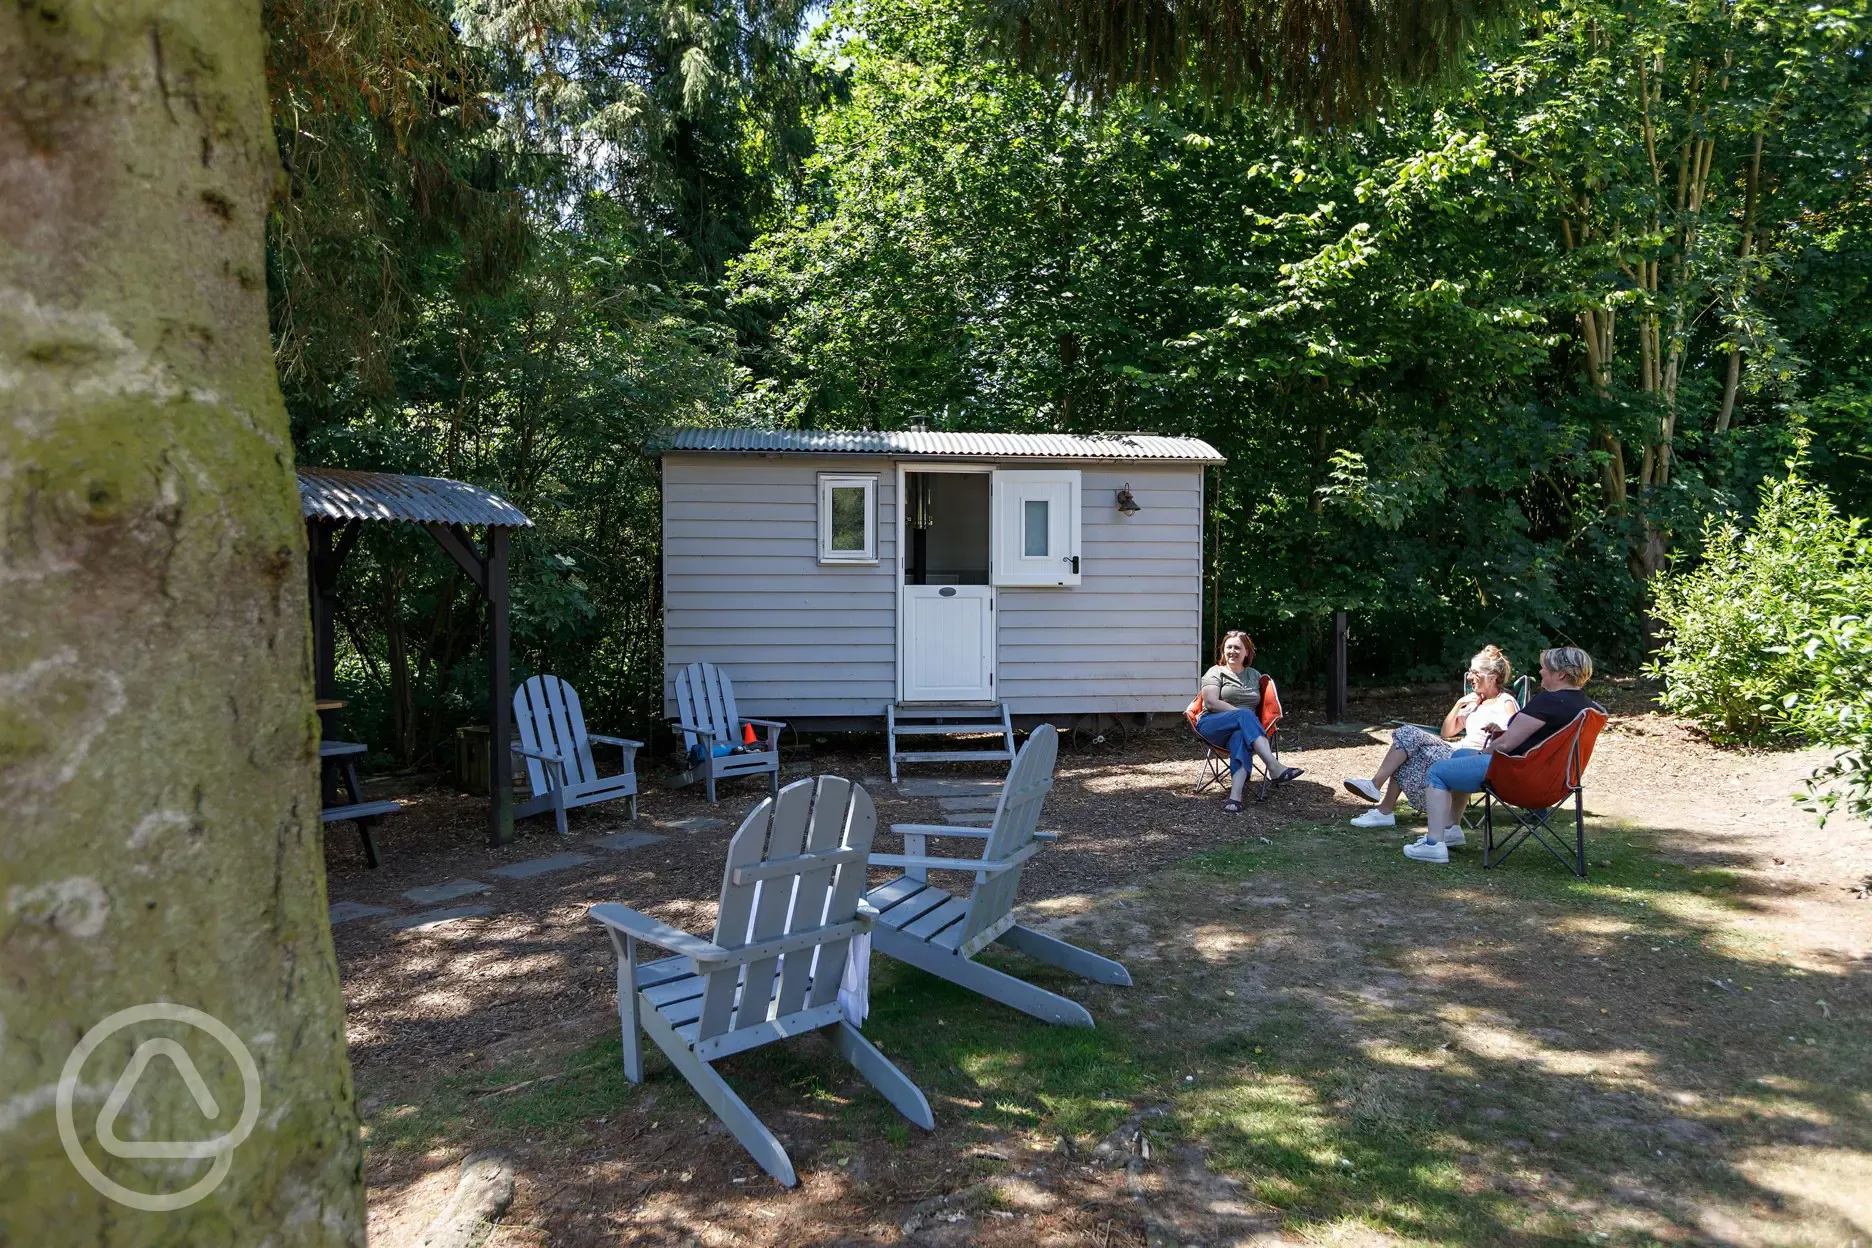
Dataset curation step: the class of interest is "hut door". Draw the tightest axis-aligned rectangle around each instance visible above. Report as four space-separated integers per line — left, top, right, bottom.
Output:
900 469 995 702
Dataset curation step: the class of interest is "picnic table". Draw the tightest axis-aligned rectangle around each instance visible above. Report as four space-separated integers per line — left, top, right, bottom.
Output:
320 739 399 868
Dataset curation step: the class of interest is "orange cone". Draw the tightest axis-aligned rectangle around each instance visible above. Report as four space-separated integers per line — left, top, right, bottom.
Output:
743 722 757 746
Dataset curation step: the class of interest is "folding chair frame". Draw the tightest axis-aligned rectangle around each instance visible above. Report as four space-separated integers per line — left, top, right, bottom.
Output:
1193 728 1231 795
1481 730 1590 878
1190 721 1284 799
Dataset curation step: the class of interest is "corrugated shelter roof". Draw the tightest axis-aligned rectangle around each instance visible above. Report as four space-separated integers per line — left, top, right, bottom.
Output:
297 467 532 528
657 427 1225 463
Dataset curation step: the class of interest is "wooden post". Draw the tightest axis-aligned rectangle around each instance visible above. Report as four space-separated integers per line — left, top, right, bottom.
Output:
308 521 336 700
487 525 516 846
1327 610 1349 723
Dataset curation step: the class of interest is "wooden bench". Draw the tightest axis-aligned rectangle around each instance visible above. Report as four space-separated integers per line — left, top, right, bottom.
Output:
319 740 398 867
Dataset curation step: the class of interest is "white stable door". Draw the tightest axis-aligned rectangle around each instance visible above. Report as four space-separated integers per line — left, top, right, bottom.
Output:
900 585 995 702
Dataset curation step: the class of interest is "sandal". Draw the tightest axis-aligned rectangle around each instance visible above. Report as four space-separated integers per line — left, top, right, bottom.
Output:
1274 766 1306 786
1221 798 1245 814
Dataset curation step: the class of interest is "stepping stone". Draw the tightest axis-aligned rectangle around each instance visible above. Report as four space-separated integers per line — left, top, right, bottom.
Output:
592 831 667 853
895 778 1002 797
487 852 592 880
651 816 728 833
391 905 493 931
404 879 490 906
329 902 393 926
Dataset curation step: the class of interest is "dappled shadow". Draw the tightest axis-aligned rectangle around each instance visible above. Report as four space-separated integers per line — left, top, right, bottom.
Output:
1095 814 1872 1245
334 696 1871 1244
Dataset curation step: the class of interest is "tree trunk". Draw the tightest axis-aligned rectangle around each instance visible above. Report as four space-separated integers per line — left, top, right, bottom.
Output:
0 2 365 1243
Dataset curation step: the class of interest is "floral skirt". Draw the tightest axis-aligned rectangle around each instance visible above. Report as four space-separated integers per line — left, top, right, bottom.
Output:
1390 723 1454 811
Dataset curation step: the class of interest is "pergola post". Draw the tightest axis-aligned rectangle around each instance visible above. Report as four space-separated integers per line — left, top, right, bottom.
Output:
307 519 360 702
486 526 515 846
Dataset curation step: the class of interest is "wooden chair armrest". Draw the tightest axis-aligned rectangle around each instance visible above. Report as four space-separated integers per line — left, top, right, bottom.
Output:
590 734 644 750
590 903 726 963
512 743 564 763
889 823 1057 842
669 719 717 740
742 718 788 729
869 842 1041 875
869 852 1013 874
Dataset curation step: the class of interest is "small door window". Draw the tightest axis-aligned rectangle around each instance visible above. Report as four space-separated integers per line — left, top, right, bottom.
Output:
1022 499 1049 556
818 474 877 563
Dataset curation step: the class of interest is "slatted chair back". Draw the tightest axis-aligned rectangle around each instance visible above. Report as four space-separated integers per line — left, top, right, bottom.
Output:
953 725 1058 954
693 775 876 1045
674 661 745 755
514 675 600 794
1484 707 1608 810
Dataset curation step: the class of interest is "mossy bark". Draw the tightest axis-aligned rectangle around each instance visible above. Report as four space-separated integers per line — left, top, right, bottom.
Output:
0 1 365 1243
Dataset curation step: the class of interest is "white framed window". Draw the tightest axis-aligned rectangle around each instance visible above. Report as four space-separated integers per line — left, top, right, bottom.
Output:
818 473 878 564
992 469 1081 586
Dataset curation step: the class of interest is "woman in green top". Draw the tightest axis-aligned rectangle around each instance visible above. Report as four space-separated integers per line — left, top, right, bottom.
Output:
1198 631 1304 812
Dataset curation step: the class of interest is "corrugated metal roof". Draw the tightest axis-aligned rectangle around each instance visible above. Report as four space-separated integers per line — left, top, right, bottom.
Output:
657 427 1225 463
297 468 532 528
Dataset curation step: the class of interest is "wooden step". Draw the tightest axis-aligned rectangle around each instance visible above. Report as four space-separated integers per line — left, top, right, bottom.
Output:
892 722 1011 736
892 749 1014 764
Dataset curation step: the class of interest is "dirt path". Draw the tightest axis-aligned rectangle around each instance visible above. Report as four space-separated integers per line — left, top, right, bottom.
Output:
333 686 1870 1246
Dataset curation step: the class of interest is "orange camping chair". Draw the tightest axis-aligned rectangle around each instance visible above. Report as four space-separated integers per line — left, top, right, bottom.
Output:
1189 676 1285 798
1480 707 1609 877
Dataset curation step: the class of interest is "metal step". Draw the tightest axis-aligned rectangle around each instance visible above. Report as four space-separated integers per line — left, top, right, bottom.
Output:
892 749 1015 764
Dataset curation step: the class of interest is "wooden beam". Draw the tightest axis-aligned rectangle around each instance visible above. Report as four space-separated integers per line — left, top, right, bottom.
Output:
486 526 515 846
424 523 488 592
307 520 338 701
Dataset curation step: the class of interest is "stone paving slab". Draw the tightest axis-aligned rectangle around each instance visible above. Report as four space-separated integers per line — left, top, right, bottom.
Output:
329 902 394 925
404 879 491 905
487 852 593 880
935 795 1002 811
592 831 667 853
390 905 493 931
650 816 728 832
895 778 1002 797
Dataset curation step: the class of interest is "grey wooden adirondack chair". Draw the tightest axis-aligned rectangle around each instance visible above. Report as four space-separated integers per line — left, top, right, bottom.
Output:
864 725 1131 1028
672 661 785 802
512 675 642 836
590 776 932 1186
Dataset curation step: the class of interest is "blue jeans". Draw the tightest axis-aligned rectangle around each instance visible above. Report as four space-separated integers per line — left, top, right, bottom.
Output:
1426 749 1492 794
1198 708 1266 776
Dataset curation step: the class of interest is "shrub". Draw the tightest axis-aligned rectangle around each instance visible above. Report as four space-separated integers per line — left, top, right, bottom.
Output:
1793 614 1872 825
1648 473 1871 746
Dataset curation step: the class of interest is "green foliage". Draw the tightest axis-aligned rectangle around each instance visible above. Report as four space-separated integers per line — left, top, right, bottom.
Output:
265 0 813 758
734 0 1872 685
264 0 1872 766
1649 474 1872 756
983 0 1522 128
1793 613 1872 824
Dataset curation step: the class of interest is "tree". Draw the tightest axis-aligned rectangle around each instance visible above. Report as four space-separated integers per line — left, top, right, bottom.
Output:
0 1 365 1243
983 0 1525 126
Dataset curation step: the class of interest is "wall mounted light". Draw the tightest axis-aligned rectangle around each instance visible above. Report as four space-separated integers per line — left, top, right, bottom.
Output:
1115 484 1141 517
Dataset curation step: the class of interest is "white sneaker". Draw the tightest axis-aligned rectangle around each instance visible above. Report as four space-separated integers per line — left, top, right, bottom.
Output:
1343 777 1382 803
1403 836 1450 864
1442 827 1466 847
1350 809 1396 828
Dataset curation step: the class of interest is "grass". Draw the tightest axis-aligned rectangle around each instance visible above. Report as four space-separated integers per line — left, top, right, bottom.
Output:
360 814 1866 1245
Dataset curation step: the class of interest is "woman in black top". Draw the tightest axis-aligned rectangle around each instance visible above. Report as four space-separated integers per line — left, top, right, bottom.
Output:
1403 647 1602 864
